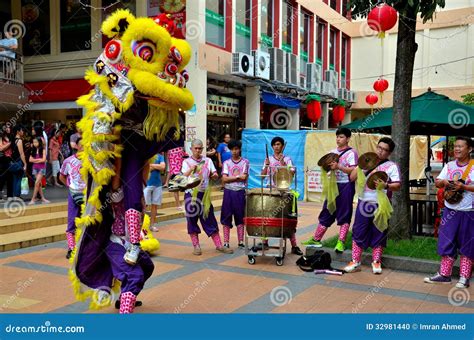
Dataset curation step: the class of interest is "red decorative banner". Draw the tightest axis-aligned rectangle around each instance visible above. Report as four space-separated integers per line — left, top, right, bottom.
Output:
25 79 92 103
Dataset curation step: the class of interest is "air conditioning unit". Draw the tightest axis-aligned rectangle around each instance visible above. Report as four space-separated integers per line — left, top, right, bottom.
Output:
252 50 270 80
348 90 357 103
321 81 331 96
231 52 254 77
338 88 344 100
286 52 298 86
322 81 337 98
306 63 322 93
300 74 307 89
338 88 350 101
324 70 338 87
299 59 307 89
330 83 338 98
269 48 286 83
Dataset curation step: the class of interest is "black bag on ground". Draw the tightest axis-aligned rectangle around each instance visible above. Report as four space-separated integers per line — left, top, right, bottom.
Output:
296 250 332 272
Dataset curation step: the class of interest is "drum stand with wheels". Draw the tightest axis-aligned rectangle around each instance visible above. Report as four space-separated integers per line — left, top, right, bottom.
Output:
245 166 297 267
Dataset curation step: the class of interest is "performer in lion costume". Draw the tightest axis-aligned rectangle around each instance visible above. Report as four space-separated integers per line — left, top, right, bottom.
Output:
68 10 193 313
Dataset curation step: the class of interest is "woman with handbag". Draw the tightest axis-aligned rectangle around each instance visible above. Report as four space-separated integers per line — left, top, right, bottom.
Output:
425 136 474 289
0 126 12 199
8 125 27 199
28 137 49 205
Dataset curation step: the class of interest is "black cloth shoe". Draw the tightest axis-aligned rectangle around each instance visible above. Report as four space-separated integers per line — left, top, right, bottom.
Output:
66 249 73 259
291 246 303 256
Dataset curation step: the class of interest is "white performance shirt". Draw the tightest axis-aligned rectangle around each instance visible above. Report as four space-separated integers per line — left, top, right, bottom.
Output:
359 160 401 203
330 147 358 183
437 160 474 211
181 156 217 192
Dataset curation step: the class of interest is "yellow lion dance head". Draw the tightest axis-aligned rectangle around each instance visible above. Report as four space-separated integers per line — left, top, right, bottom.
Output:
100 9 193 109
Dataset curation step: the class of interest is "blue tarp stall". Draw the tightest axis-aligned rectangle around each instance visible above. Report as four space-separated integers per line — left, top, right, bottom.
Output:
241 129 307 200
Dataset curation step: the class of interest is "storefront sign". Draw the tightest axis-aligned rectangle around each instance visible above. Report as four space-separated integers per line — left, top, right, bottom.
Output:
307 169 323 192
207 95 239 117
25 79 91 103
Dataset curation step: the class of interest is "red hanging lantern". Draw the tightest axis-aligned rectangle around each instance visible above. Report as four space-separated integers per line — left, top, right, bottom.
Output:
332 99 346 125
308 101 322 122
304 95 322 127
373 77 389 102
373 78 389 93
366 92 379 113
367 3 398 38
366 93 379 106
333 106 345 124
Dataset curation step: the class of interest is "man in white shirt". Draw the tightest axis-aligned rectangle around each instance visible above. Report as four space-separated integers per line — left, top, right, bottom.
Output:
344 137 401 275
182 139 233 256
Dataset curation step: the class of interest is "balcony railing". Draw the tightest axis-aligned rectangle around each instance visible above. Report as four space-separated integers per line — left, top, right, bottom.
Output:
0 46 23 85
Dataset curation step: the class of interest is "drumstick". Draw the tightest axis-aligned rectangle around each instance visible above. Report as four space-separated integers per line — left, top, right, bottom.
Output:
265 144 269 161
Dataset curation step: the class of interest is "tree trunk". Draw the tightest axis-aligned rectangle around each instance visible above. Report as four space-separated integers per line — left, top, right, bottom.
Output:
388 8 418 240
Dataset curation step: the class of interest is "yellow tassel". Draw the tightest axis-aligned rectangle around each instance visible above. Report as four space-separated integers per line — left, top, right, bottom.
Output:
373 183 393 232
356 167 366 198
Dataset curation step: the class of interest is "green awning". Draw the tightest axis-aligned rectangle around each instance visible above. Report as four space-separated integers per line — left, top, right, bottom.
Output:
343 91 474 135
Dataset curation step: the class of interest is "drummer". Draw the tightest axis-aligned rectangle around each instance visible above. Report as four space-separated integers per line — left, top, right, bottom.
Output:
344 137 401 274
221 139 249 249
261 136 303 256
424 136 474 288
302 128 358 253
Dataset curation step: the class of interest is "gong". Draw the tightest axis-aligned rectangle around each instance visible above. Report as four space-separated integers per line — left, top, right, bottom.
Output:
317 153 340 172
366 171 389 190
358 152 378 171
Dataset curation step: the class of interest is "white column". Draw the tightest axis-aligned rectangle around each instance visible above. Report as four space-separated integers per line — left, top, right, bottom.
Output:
318 102 329 130
342 108 351 125
185 0 207 153
288 108 300 130
245 86 260 129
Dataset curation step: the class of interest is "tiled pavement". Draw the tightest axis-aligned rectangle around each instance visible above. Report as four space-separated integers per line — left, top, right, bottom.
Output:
0 202 472 314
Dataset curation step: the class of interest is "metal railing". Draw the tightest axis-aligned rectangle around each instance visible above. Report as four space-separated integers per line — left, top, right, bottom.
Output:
0 46 23 85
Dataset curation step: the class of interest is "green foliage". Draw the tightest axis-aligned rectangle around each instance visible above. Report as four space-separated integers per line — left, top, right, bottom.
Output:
461 93 474 106
350 0 445 22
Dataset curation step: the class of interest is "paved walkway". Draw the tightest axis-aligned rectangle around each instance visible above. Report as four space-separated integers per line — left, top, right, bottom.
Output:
0 202 472 313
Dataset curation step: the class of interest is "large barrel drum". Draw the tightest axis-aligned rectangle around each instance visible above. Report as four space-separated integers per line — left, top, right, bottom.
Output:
244 189 297 238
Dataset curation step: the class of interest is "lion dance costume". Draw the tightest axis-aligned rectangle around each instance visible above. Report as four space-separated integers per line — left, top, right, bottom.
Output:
69 10 193 313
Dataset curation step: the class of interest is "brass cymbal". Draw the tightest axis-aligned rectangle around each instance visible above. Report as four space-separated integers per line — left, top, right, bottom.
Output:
358 152 378 170
273 167 294 191
317 153 339 172
366 171 389 190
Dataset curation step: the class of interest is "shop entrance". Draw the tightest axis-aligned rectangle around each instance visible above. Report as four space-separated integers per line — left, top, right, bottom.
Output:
207 115 236 142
